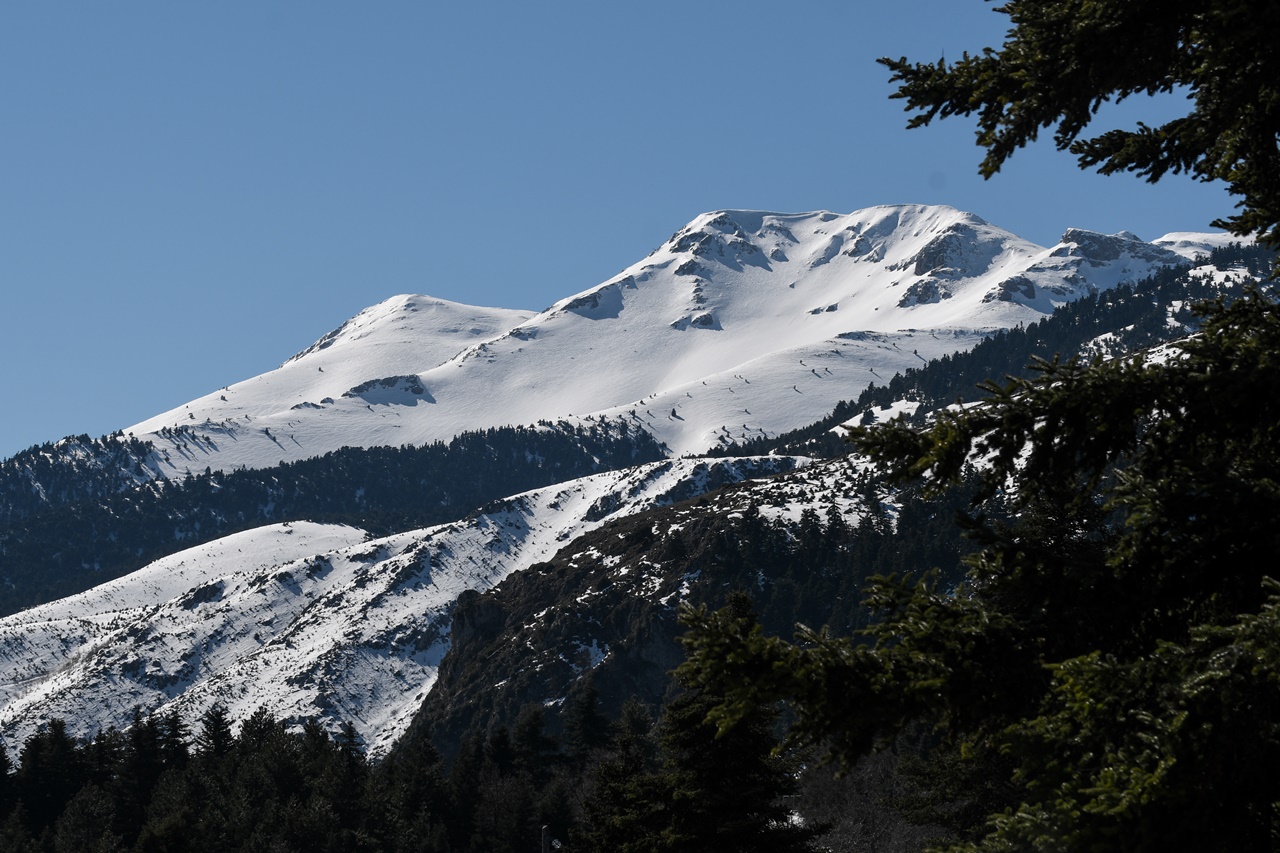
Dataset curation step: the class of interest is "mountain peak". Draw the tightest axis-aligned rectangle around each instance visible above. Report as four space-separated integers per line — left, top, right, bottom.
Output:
284 294 527 366
121 206 1207 474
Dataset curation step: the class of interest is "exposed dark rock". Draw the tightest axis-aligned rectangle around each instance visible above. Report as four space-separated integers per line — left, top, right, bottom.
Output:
983 275 1038 303
343 375 426 398
898 279 951 307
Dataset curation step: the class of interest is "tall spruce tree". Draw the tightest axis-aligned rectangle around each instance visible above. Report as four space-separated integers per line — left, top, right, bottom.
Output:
680 2 1280 848
682 289 1280 849
581 594 821 853
879 0 1280 246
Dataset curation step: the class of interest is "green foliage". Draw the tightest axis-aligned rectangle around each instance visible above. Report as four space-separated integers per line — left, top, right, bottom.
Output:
880 0 1280 245
563 681 611 765
976 584 1280 852
680 289 1280 850
578 599 821 852
193 706 232 760
0 433 157 525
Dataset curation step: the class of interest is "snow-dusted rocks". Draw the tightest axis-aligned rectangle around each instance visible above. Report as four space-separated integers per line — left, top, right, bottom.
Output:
0 456 799 757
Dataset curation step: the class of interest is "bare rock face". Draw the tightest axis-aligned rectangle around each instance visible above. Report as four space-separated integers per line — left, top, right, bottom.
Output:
898 279 953 307
984 275 1038 303
343 374 429 402
1055 228 1184 266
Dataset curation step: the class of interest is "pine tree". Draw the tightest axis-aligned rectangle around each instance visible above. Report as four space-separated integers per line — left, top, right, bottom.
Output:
562 681 611 766
576 700 667 853
680 290 1280 849
879 0 1280 246
0 803 38 853
194 704 233 760
0 740 15 816
16 720 87 834
683 3 1280 847
379 733 452 852
510 705 558 782
52 784 123 853
582 595 821 852
656 687 818 853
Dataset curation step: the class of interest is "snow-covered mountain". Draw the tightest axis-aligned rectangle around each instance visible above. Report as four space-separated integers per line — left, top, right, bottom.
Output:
0 204 1248 761
126 205 1202 475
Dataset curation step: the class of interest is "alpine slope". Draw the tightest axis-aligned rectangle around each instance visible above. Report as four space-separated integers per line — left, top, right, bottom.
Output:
126 205 1217 476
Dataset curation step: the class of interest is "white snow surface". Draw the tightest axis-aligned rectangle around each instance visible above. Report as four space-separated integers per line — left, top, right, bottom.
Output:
1153 230 1252 259
124 206 1208 475
0 456 799 757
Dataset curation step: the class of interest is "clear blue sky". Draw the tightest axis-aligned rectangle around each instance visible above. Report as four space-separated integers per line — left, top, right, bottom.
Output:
0 1 1234 459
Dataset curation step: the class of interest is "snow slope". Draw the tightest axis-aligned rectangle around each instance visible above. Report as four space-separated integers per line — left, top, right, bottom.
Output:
0 456 800 757
125 205 1200 474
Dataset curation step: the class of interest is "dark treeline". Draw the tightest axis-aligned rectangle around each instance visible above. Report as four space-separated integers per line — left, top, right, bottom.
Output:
711 243 1276 459
0 681 825 853
0 420 665 617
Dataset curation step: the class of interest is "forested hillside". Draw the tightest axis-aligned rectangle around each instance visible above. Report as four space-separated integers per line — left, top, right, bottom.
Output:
404 462 978 759
0 419 663 615
0 433 161 525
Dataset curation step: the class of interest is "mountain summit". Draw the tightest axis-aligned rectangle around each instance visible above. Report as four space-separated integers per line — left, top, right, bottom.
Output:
125 205 1205 477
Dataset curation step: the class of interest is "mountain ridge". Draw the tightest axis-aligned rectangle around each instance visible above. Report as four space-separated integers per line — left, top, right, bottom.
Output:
118 204 1213 476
